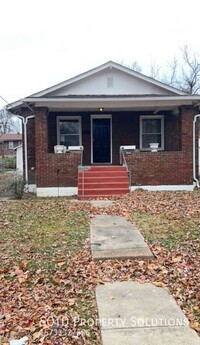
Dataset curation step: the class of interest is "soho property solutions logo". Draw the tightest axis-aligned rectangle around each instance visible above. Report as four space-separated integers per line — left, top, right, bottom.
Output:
39 315 189 336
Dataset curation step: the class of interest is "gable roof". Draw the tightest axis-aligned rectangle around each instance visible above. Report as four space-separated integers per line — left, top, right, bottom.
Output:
0 133 22 142
8 61 200 114
30 61 186 98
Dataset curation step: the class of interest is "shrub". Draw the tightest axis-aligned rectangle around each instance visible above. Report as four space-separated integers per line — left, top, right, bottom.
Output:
11 177 25 199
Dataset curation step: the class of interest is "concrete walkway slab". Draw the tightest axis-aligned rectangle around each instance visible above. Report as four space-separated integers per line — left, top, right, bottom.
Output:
101 327 200 345
0 197 11 201
90 200 114 208
96 281 200 345
90 215 153 260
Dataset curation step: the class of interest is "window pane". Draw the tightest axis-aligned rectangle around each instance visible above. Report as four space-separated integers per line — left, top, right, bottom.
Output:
59 119 80 148
143 119 161 133
60 135 79 147
142 134 161 148
60 120 79 135
9 141 14 149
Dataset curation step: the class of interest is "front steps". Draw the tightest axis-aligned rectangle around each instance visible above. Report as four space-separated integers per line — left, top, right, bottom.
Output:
78 166 130 200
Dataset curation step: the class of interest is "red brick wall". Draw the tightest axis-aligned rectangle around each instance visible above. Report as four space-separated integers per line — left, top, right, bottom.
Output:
125 107 196 186
31 106 196 188
35 108 82 187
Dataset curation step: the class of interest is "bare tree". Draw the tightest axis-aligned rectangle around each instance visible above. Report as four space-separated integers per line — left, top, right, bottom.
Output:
129 60 143 73
125 46 200 95
0 108 17 135
156 46 200 94
149 61 161 79
119 60 143 73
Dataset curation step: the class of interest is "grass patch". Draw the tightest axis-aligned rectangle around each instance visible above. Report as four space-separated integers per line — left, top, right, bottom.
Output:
0 198 101 344
0 199 89 271
131 211 200 252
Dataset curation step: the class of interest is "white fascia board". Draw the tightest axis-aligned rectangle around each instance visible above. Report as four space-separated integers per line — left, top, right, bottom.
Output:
23 95 200 109
7 99 24 111
24 95 200 102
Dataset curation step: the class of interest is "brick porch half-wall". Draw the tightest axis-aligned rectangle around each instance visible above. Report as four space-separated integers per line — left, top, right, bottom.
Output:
35 108 81 188
125 107 195 186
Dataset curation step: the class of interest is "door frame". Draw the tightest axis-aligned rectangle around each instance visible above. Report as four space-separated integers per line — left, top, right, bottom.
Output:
91 114 112 164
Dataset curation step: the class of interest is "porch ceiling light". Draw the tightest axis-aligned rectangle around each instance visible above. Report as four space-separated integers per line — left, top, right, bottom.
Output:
99 107 104 112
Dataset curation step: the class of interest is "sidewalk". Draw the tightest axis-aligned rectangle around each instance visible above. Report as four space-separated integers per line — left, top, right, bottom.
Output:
91 215 153 260
90 213 200 345
96 281 200 345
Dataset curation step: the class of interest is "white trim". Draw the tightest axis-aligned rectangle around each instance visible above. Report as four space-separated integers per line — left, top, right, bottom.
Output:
13 144 23 150
91 114 112 164
17 96 200 113
28 184 36 193
140 115 164 150
9 95 200 115
36 187 77 197
130 185 194 192
22 95 200 103
56 116 82 146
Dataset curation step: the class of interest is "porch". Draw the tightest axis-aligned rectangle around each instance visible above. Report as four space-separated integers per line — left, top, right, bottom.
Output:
27 106 195 197
46 110 182 166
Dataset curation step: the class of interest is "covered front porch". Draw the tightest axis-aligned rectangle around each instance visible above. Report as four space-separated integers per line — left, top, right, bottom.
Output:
47 109 182 166
26 105 196 197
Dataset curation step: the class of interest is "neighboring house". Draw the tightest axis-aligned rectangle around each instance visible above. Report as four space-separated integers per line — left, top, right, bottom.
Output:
7 61 200 198
0 133 22 158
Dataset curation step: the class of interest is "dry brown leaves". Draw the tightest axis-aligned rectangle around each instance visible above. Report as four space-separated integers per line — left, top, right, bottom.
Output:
0 191 199 344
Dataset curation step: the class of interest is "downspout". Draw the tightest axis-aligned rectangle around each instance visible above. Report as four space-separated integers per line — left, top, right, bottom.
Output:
193 113 200 188
16 114 35 191
15 102 35 191
3 97 35 191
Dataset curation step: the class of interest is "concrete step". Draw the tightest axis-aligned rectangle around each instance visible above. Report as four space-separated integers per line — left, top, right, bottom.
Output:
78 182 129 189
78 166 130 199
80 171 128 177
79 176 129 183
86 166 127 171
78 188 129 197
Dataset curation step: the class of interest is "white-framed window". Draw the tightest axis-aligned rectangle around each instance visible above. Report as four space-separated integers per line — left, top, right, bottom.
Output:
57 116 82 148
140 115 164 150
9 141 14 149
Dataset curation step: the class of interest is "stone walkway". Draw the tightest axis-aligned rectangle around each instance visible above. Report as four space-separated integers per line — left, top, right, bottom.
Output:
90 212 200 344
90 215 153 260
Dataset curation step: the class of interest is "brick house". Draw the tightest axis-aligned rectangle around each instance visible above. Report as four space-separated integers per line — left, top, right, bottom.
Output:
0 133 22 158
8 61 200 197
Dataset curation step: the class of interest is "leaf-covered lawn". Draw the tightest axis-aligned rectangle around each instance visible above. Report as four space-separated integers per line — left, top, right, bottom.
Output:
0 191 199 344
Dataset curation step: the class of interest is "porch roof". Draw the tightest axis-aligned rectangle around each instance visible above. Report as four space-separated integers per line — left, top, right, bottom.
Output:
15 94 200 113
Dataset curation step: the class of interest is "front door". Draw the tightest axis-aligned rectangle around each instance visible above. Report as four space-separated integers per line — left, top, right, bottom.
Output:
92 116 111 163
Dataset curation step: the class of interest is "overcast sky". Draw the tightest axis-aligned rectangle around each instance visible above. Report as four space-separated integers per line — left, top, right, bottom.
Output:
1 0 200 109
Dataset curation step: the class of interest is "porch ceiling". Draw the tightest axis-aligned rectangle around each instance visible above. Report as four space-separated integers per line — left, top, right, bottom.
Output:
22 95 200 112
